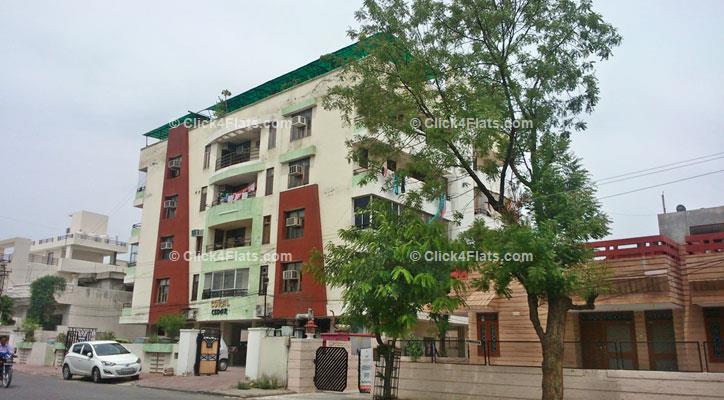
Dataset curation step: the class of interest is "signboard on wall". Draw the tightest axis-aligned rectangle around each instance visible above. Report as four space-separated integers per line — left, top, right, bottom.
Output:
358 347 373 393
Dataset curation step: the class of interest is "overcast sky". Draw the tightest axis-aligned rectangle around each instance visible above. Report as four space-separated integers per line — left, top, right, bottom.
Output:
1 0 722 244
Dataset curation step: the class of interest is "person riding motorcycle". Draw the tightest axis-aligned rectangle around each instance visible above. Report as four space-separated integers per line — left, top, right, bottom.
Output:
0 335 16 364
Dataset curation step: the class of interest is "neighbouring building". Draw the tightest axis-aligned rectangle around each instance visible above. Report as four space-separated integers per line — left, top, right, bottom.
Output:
120 40 498 366
0 211 145 339
466 204 724 372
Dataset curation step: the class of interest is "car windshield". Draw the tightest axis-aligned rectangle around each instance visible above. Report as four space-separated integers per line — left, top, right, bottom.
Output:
93 343 130 356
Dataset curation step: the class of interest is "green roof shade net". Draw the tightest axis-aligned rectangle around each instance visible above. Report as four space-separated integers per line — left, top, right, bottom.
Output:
143 40 370 140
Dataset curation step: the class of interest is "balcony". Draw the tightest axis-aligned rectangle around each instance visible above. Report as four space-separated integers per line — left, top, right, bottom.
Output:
31 233 128 253
124 266 136 284
215 148 260 171
130 223 141 241
684 232 724 303
134 186 145 208
207 195 262 228
588 235 683 308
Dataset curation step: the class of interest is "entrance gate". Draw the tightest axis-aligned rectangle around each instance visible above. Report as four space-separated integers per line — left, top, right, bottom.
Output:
65 327 97 348
195 328 221 375
314 347 348 392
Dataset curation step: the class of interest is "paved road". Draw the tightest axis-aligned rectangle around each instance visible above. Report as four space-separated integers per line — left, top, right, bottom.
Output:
3 371 220 400
4 371 372 400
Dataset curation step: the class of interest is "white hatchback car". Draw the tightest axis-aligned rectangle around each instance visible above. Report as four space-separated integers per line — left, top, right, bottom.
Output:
62 340 142 383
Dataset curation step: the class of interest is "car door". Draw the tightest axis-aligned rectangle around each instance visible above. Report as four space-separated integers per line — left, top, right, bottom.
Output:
75 344 94 375
67 343 83 373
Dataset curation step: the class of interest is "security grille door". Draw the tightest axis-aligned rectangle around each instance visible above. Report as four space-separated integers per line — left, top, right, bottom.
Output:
65 327 97 348
314 347 348 392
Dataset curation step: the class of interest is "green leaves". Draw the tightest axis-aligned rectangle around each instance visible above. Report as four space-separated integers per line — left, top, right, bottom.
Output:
315 198 463 343
28 275 66 330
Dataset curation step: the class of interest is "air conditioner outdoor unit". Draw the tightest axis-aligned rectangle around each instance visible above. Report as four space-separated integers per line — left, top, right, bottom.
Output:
255 304 271 318
282 269 299 280
163 200 177 208
285 217 302 227
168 158 181 169
185 308 198 321
160 241 173 250
291 115 307 127
191 229 204 237
288 164 304 176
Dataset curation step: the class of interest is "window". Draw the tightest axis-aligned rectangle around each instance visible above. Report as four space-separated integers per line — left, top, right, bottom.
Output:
259 265 269 295
191 274 200 301
285 209 305 239
290 108 312 141
156 278 170 304
129 243 138 265
288 157 310 188
262 215 272 244
164 195 178 219
203 145 211 169
477 313 499 357
386 159 397 172
202 269 249 299
72 343 83 354
265 168 274 196
268 122 277 149
160 236 173 260
353 196 371 228
282 262 302 292
195 236 203 256
705 308 724 362
81 344 91 356
358 148 369 169
168 156 182 178
200 186 208 211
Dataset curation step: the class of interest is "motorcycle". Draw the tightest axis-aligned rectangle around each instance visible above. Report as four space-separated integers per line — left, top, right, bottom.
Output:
0 352 14 388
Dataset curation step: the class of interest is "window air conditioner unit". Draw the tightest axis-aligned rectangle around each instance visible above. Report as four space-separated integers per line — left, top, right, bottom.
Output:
282 269 299 280
291 115 307 127
285 217 302 227
163 200 177 208
289 164 304 176
191 229 204 237
160 241 173 250
168 158 182 169
255 304 271 318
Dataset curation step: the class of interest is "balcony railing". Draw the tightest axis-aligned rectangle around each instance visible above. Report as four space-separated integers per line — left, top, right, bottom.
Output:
685 231 724 254
206 238 252 252
589 235 680 261
32 233 128 247
215 148 260 171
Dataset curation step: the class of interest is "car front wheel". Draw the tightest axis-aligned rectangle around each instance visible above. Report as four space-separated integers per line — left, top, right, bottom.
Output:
91 367 102 383
62 365 72 380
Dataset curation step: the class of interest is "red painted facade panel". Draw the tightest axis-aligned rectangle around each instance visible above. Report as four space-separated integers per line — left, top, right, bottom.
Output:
273 184 327 318
149 126 190 325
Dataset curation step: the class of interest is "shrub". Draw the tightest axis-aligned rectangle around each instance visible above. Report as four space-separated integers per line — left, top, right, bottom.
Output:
97 331 116 341
21 319 39 342
146 335 160 344
155 313 186 339
237 375 282 390
403 336 424 361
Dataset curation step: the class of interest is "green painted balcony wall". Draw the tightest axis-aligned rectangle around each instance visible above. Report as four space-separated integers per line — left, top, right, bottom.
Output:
206 196 263 229
209 161 265 186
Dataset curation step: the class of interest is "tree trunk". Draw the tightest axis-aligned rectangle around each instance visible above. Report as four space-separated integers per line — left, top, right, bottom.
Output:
540 297 570 400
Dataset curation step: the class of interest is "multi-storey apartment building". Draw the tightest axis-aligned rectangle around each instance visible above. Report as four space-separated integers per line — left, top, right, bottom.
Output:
466 204 724 372
121 41 496 363
0 211 144 338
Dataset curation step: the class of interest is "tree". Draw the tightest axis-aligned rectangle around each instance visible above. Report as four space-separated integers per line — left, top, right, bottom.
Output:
28 275 66 330
323 1 620 398
308 199 463 399
0 295 14 326
156 313 186 339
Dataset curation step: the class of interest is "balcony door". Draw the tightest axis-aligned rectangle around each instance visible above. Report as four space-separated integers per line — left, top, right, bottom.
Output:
580 311 637 369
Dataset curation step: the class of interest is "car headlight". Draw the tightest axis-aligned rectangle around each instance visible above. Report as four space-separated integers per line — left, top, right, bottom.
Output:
136 358 141 364
101 361 116 366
